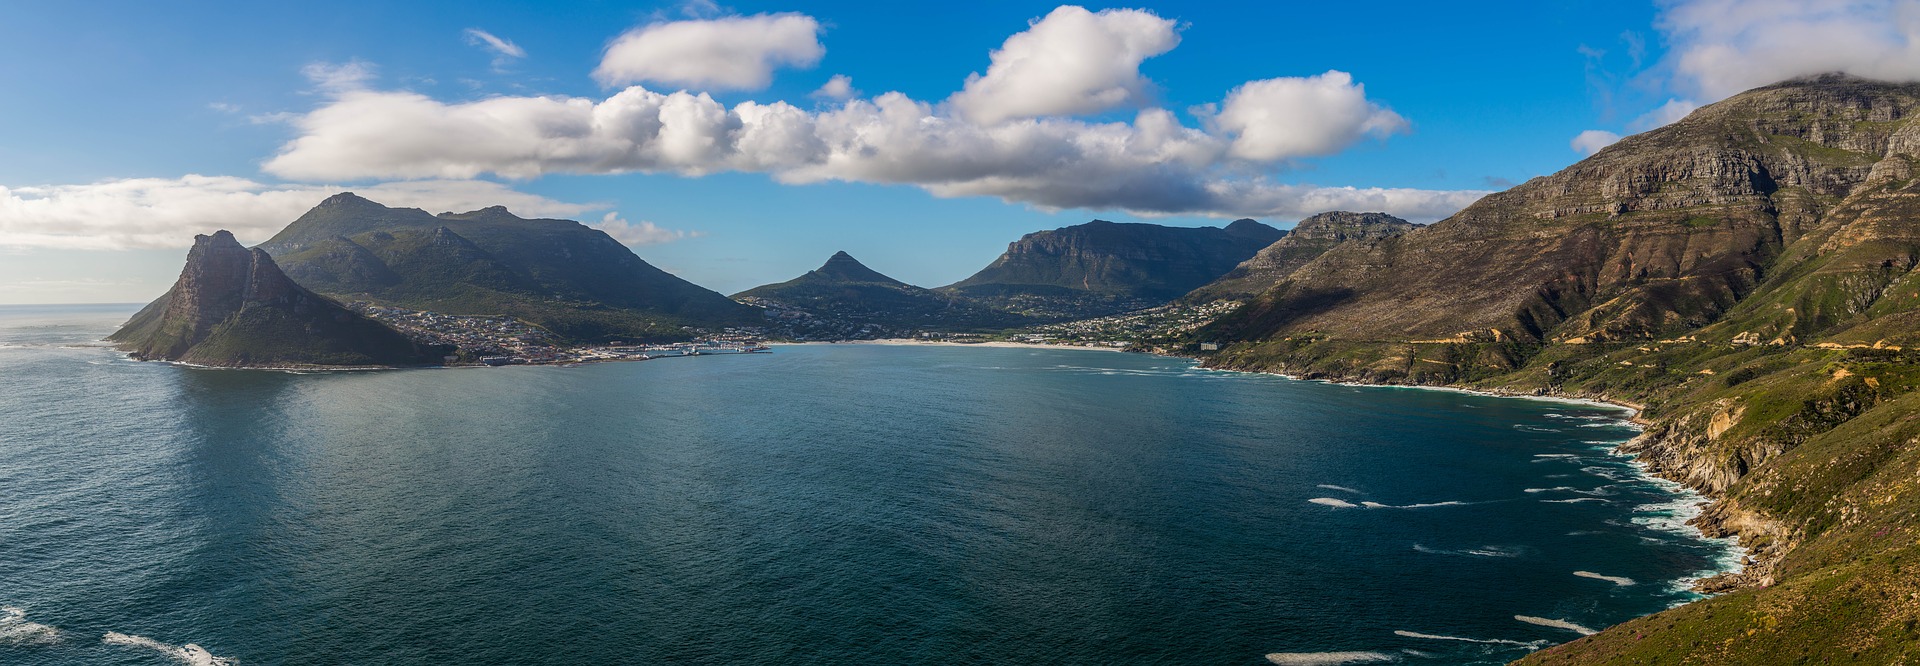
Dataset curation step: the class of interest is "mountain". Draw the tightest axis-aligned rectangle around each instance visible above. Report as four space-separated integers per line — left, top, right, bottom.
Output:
258 193 755 342
109 230 441 367
735 251 1024 338
1191 75 1920 662
1184 211 1418 302
943 218 1283 319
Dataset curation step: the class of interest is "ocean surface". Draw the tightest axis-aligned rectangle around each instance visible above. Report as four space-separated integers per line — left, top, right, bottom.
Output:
0 304 1738 665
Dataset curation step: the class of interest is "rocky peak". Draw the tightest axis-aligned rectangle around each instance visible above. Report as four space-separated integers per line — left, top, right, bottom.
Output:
809 251 904 285
1287 211 1418 241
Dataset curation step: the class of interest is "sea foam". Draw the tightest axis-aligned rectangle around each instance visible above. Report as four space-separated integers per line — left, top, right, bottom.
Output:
1317 484 1361 494
102 632 234 666
1309 497 1359 508
1264 651 1397 665
1392 630 1544 648
0 606 61 645
1513 615 1597 635
1573 571 1636 586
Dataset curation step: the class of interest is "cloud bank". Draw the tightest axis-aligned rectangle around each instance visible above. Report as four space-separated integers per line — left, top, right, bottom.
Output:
0 176 685 250
263 6 1482 223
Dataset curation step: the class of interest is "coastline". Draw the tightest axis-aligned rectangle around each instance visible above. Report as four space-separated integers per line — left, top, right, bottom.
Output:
1178 355 1753 600
774 338 1128 352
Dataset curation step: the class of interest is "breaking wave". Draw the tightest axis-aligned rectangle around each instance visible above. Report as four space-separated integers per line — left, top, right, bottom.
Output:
102 632 235 665
1413 544 1523 558
1317 484 1362 494
1264 651 1397 665
1392 630 1545 648
1573 571 1636 586
1309 497 1360 508
0 606 61 646
1513 615 1596 635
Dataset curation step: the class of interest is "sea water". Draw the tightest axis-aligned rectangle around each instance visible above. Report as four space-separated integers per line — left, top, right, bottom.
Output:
0 304 1737 665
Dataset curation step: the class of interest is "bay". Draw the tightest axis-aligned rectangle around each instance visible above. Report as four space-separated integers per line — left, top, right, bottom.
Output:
0 304 1735 665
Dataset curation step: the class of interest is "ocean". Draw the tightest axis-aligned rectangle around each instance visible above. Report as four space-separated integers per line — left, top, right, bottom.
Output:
0 304 1737 665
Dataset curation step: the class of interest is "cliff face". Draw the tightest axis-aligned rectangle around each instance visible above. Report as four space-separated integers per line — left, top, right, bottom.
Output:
261 193 755 343
1190 75 1920 663
944 218 1282 318
1185 212 1417 302
109 230 439 367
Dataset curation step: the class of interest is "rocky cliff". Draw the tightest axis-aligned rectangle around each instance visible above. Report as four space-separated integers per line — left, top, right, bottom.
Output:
109 230 440 367
260 193 755 342
944 218 1282 319
1184 212 1417 302
1192 74 1920 663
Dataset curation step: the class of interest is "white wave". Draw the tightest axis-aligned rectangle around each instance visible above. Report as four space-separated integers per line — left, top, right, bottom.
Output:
1265 651 1397 665
1309 497 1359 508
1317 484 1362 494
1576 422 1620 428
1361 501 1468 509
1573 571 1637 586
1513 616 1596 635
1532 453 1578 458
1513 425 1562 433
0 606 62 646
1524 486 1575 493
102 632 235 666
1392 630 1545 648
1413 544 1522 558
1526 485 1614 497
1543 498 1605 504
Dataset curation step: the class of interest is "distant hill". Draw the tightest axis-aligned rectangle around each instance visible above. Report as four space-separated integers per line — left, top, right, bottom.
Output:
109 230 441 367
1184 212 1417 303
735 251 1025 338
943 218 1282 319
258 193 754 342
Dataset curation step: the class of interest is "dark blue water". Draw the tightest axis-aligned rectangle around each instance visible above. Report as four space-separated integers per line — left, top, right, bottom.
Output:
0 304 1736 665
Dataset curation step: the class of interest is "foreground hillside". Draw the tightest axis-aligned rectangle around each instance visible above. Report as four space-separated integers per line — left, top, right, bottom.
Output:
1197 74 1920 663
259 193 756 342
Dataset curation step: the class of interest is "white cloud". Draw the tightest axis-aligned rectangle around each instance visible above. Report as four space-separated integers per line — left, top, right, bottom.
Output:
1571 129 1622 155
593 13 823 90
302 61 376 92
0 176 644 250
208 102 241 114
1660 0 1920 100
1628 98 1700 131
464 28 527 70
1209 71 1409 161
948 6 1179 124
592 212 699 246
261 81 1478 221
811 74 857 101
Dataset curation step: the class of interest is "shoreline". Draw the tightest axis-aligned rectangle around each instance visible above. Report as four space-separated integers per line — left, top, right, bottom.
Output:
1177 355 1751 600
774 338 1129 352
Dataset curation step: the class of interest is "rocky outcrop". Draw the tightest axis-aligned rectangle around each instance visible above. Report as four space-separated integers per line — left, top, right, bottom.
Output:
1185 212 1417 302
109 230 440 367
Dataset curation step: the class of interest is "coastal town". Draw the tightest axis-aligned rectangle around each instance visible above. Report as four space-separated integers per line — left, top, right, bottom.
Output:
349 303 770 366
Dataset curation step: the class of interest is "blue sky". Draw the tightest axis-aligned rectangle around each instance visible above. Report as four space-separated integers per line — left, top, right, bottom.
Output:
1 0 1909 303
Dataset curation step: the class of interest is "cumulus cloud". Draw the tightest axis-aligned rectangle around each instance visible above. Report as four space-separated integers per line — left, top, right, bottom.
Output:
1660 0 1920 100
261 81 1476 221
260 7 1478 223
948 6 1180 124
1209 71 1409 161
811 74 857 101
592 212 698 246
1571 129 1622 155
0 175 675 250
464 28 527 70
593 13 824 90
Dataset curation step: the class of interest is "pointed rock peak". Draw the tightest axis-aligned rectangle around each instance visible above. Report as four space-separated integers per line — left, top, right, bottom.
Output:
810 251 903 284
319 192 380 207
197 229 243 248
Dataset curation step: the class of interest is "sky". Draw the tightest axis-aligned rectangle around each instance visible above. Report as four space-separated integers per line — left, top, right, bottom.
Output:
3 0 1918 303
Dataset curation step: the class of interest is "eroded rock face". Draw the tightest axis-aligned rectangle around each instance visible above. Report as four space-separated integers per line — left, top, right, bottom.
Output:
109 230 437 367
1186 212 1417 302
